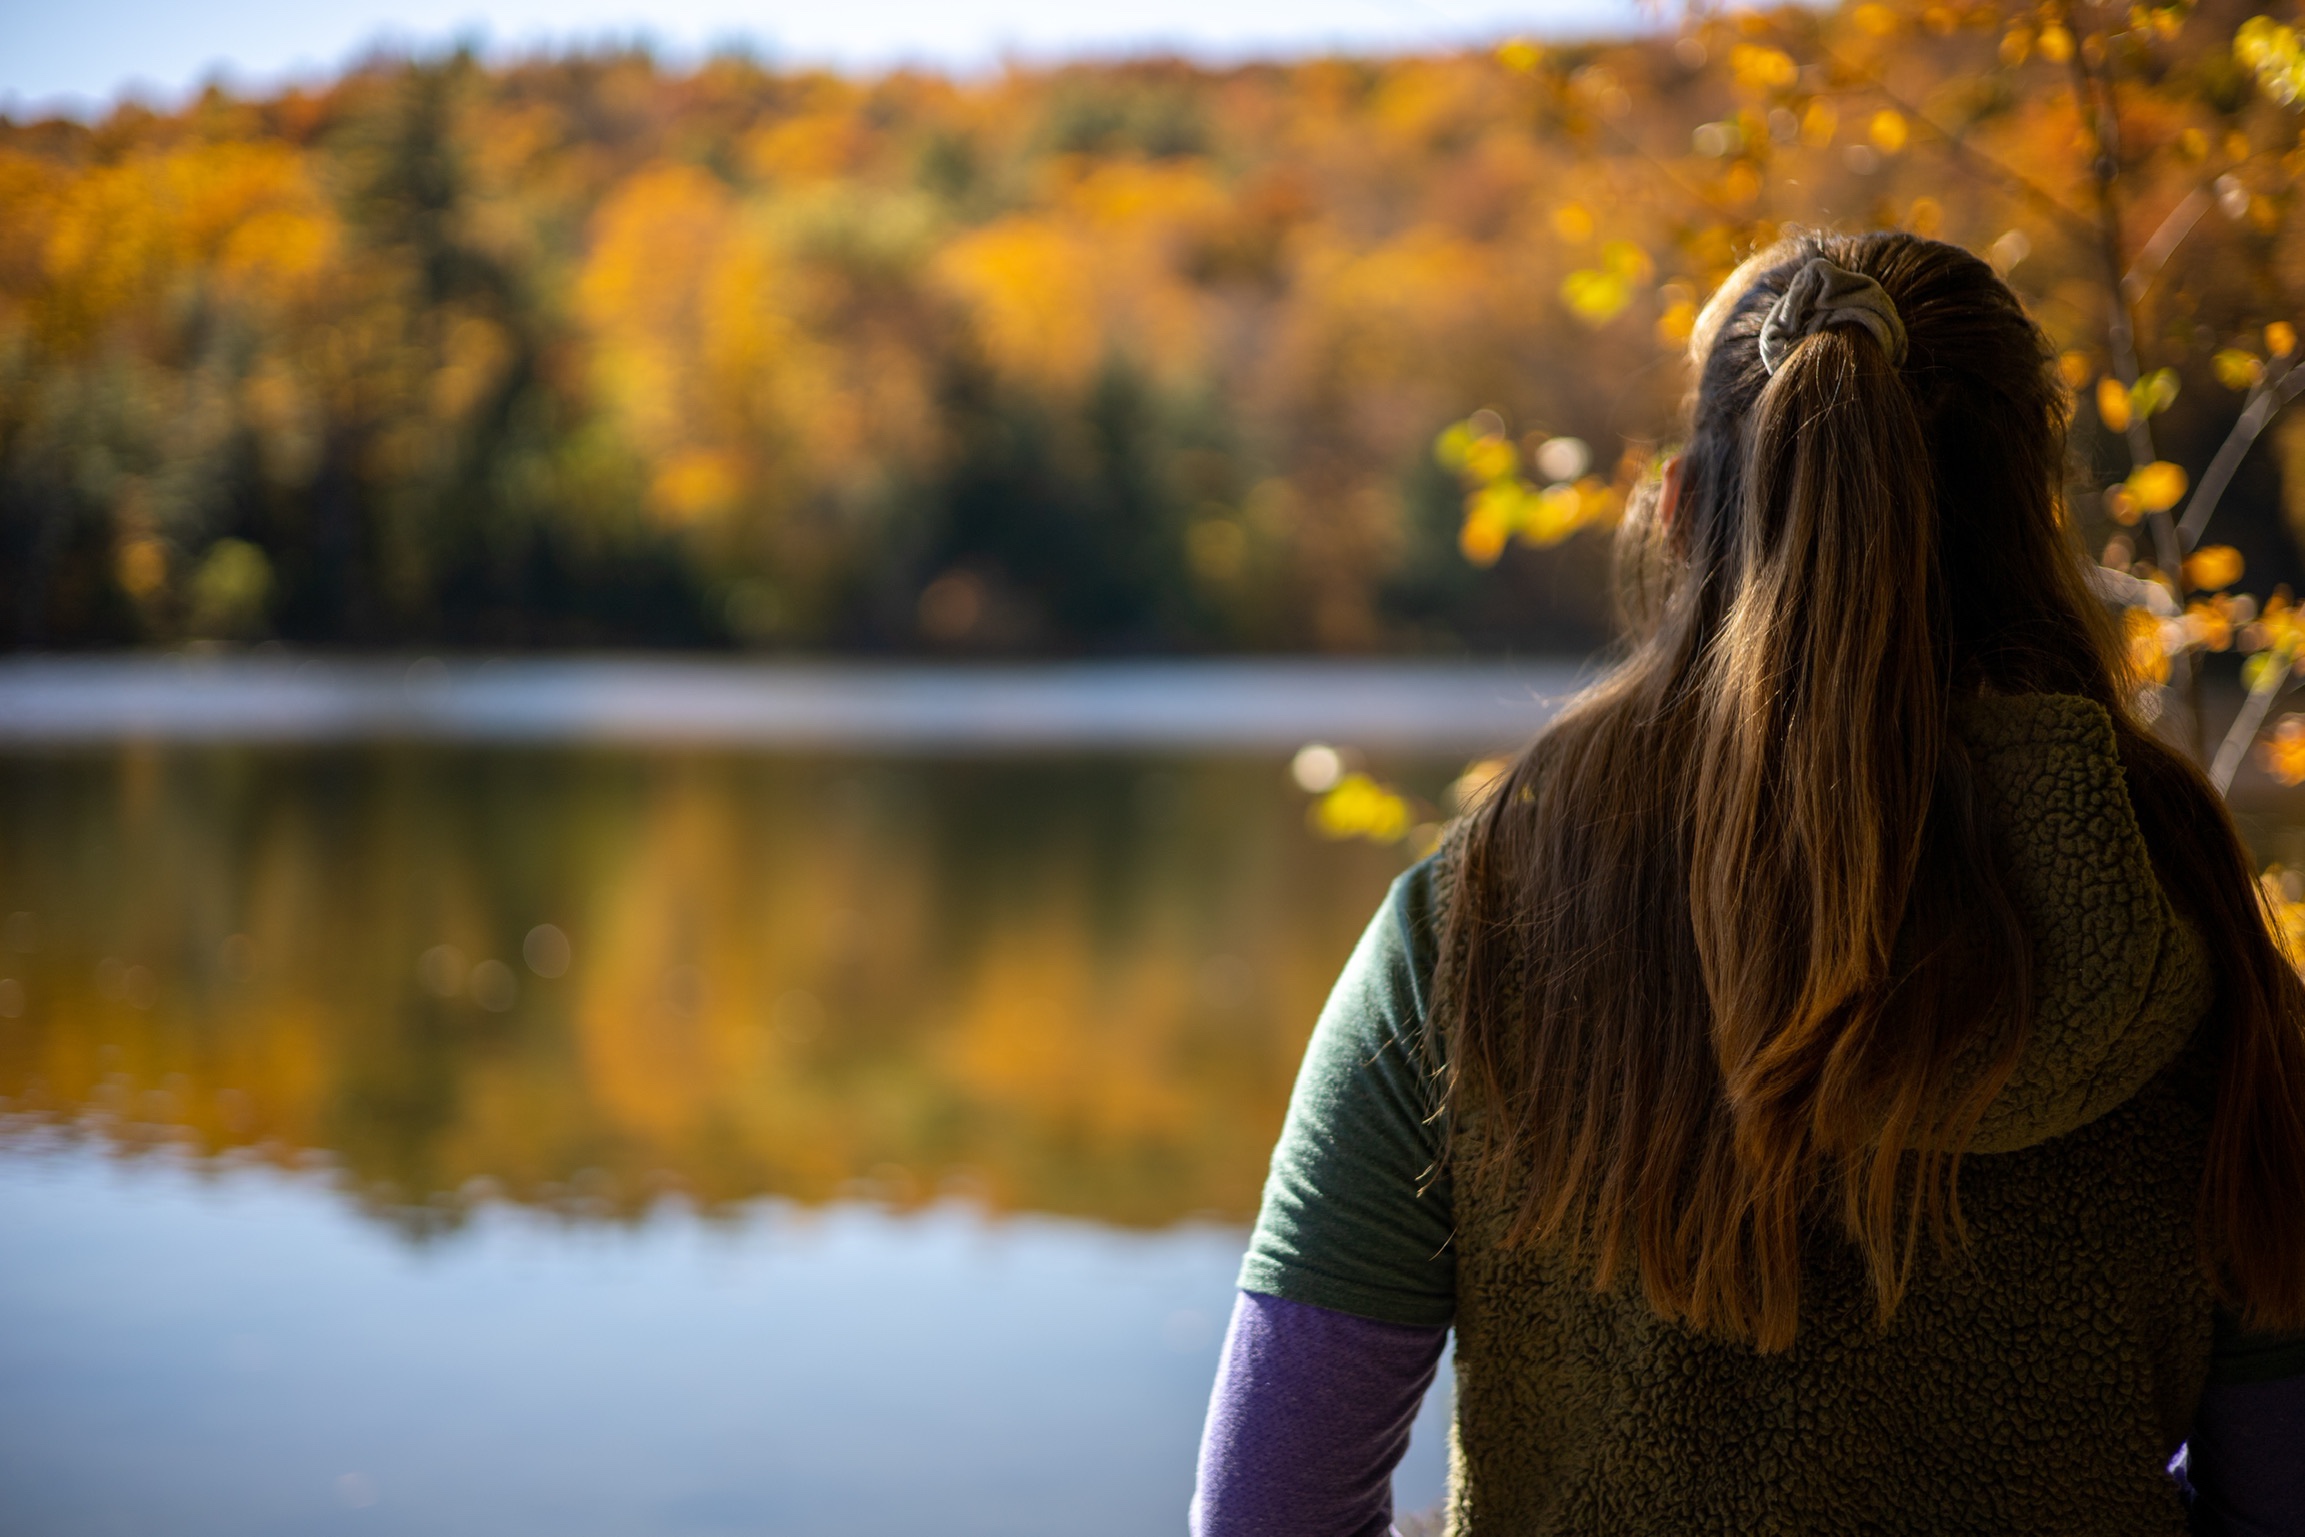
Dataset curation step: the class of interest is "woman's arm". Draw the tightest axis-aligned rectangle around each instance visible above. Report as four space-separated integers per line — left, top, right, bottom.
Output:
1192 1289 1449 1537
1193 860 1457 1534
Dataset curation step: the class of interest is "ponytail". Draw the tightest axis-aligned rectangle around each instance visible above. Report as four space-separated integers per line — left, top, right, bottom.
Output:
1684 312 1998 1348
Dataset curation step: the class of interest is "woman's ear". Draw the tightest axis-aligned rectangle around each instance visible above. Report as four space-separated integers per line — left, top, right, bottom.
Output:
1659 454 1685 532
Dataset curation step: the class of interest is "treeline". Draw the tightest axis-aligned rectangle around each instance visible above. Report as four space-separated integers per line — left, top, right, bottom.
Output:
2 2 2300 652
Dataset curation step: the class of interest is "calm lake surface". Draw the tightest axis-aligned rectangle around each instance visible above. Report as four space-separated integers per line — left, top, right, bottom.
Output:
8 658 2299 1536
0 668 1515 1535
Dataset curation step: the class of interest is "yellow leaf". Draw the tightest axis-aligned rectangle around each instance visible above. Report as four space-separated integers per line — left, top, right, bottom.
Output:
2184 545 2244 591
1312 774 1413 843
1433 422 1475 471
1465 435 1518 482
2214 349 2266 391
1573 475 1625 530
2096 375 2132 432
1458 513 1510 567
2126 460 2189 514
1728 44 1799 93
1522 482 1586 543
2236 17 2305 105
2184 597 2235 652
2130 368 2180 419
2270 321 2299 359
1853 4 1899 37
1460 483 1523 565
1869 110 1909 154
2262 719 2305 788
2260 862 2305 963
1551 202 1595 243
2057 351 2094 390
1800 100 1838 146
1561 267 1635 325
2037 23 2074 61
2250 593 2305 656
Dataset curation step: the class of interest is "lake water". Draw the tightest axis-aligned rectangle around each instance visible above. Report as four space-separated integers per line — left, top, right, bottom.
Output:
0 660 1555 1537
7 658 2300 1536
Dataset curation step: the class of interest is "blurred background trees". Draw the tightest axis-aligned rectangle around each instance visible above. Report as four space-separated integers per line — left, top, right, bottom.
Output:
1433 0 2305 799
5 1 2305 658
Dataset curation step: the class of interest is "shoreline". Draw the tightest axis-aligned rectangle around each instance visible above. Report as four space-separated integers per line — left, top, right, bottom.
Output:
0 653 1593 751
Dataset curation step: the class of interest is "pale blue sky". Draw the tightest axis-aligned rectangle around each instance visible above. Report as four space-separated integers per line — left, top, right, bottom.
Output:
3 0 1650 118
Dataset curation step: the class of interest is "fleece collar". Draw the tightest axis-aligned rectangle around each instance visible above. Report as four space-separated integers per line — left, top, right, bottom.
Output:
1949 692 2212 1154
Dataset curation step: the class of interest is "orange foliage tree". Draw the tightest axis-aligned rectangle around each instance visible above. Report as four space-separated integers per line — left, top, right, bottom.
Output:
0 46 1715 651
1436 0 2305 814
8 13 2305 666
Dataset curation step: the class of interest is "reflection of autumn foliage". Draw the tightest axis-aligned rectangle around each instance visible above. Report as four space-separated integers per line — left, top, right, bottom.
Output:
0 748 1420 1232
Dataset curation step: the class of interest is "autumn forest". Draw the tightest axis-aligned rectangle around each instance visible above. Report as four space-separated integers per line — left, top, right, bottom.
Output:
5 0 2305 654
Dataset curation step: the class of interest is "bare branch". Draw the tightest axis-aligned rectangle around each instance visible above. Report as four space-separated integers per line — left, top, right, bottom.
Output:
2086 563 2180 617
2211 660 2290 795
2122 186 2211 304
2176 359 2305 548
2061 44 2200 752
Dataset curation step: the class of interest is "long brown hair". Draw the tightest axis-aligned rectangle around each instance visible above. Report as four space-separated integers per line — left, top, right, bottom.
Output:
1437 230 2305 1352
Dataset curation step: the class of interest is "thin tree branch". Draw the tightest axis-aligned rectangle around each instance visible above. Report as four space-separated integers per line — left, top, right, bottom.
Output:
2066 42 2198 756
2123 186 2211 304
2177 357 2305 548
2087 563 2181 617
2069 53 2158 465
2211 658 2290 794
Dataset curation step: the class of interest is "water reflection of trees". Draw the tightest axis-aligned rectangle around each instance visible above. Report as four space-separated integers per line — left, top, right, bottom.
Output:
0 748 1422 1236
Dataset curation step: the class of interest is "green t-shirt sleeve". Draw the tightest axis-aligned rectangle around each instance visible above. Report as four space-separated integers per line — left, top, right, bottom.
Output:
1236 856 1456 1329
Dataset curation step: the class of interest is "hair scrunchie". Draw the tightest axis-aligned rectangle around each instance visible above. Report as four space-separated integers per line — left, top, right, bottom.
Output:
1757 258 1908 375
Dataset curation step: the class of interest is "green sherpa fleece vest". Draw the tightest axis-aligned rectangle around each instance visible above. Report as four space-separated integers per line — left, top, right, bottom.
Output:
1435 693 2220 1535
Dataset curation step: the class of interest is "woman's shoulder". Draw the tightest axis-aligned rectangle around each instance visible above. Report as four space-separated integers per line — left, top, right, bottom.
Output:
1386 828 1468 1031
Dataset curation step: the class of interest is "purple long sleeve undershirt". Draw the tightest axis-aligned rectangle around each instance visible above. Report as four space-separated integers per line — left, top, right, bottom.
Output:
1193 1289 2305 1537
1191 1290 1447 1537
